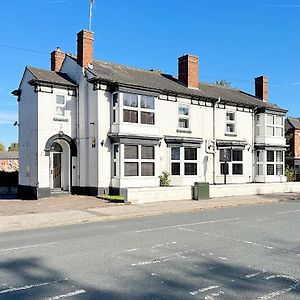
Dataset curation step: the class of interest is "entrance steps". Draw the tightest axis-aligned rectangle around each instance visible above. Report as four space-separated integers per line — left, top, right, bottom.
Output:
51 189 70 197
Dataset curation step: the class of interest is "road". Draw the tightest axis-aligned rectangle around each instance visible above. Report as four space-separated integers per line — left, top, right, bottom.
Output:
0 201 299 299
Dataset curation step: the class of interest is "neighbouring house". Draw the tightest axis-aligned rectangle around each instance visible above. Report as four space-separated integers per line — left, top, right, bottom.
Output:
285 117 300 179
13 29 287 200
0 151 19 172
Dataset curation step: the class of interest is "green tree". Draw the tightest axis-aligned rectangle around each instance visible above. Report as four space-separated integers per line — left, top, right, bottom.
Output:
215 79 231 87
0 143 5 151
8 142 19 151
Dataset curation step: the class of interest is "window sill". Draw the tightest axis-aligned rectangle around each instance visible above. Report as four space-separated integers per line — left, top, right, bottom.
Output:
177 128 192 134
53 117 68 122
225 132 237 137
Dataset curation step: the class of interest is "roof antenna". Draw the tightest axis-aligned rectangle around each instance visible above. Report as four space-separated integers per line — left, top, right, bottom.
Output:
89 0 94 31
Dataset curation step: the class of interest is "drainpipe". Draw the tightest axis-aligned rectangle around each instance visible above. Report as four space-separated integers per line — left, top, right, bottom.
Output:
212 97 221 184
252 106 258 183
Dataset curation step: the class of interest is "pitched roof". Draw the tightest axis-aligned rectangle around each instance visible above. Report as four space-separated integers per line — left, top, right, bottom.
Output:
0 151 19 159
89 59 286 112
286 117 300 129
26 66 76 87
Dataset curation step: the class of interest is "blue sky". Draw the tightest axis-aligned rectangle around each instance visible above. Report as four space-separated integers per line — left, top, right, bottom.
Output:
0 0 300 147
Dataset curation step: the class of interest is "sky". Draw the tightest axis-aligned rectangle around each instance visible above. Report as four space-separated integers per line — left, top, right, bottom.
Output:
0 0 300 148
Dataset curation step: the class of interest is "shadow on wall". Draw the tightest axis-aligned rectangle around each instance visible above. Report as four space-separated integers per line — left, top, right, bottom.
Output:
0 171 18 199
0 254 299 299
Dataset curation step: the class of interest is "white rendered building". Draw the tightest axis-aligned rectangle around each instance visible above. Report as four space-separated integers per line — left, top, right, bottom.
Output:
13 30 287 199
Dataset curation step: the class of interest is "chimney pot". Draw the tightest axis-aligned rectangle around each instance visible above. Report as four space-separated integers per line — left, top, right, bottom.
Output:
51 47 65 72
255 76 268 102
77 29 94 68
178 54 199 89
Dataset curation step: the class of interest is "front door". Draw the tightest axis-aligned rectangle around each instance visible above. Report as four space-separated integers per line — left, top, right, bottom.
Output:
53 153 62 189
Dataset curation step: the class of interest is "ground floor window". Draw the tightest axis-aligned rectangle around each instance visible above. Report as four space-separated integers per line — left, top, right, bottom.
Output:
124 144 155 177
267 150 284 175
219 148 243 175
171 146 198 176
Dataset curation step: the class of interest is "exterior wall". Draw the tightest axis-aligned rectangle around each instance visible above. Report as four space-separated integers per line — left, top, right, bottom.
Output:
127 182 300 203
37 87 77 189
18 71 38 187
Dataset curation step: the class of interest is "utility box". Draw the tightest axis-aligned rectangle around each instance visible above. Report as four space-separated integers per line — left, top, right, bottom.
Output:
193 182 210 200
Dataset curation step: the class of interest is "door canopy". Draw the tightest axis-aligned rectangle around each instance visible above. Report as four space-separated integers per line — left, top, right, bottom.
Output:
45 132 77 157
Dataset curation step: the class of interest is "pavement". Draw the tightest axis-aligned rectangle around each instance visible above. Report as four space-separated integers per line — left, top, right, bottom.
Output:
0 192 299 232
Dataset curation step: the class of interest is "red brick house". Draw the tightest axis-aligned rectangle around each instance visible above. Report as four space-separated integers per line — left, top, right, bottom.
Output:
285 117 300 178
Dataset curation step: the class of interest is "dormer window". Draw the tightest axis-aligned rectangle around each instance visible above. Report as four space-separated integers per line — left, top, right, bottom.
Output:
56 95 65 117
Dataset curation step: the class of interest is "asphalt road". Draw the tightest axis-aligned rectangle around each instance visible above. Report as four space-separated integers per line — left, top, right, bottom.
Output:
0 201 299 299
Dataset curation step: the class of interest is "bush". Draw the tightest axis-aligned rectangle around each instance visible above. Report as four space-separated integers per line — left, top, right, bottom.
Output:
159 171 171 187
285 165 295 182
0 171 18 187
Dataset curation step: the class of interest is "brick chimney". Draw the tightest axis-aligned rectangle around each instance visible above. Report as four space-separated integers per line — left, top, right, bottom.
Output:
178 54 199 89
77 30 94 68
51 47 65 72
255 76 268 102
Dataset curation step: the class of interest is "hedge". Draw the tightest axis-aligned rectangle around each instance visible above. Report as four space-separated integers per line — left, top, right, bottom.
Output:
0 171 18 187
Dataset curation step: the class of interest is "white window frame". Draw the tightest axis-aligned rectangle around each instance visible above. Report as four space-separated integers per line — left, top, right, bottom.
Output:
266 150 284 176
123 144 155 177
219 148 243 175
266 115 284 137
55 95 66 117
256 150 264 175
112 93 119 124
121 93 155 125
170 146 198 176
112 144 119 178
178 104 190 130
225 111 236 135
256 114 261 136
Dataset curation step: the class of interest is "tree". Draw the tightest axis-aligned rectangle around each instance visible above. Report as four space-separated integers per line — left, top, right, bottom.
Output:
215 79 231 87
8 142 19 151
0 143 5 151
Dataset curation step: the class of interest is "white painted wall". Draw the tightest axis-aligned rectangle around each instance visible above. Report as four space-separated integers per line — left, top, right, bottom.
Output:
18 70 38 187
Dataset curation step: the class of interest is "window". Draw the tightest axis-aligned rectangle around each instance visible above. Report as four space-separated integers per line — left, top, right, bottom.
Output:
56 95 65 116
113 144 119 177
124 145 155 177
256 115 261 136
178 104 190 129
171 147 197 176
219 149 243 175
112 93 118 123
226 111 236 134
122 93 155 125
266 115 284 137
266 150 284 175
256 150 264 175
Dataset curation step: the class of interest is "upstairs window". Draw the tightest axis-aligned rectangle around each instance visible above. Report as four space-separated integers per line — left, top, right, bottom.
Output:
266 115 284 137
226 111 236 134
178 104 190 129
256 115 261 136
56 95 65 117
122 93 155 125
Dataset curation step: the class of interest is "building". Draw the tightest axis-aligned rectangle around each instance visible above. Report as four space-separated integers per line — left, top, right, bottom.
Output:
285 117 300 178
0 151 19 172
13 30 287 200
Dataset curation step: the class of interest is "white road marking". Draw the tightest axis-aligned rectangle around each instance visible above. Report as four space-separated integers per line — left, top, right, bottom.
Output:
218 256 228 260
259 275 299 299
150 273 160 277
178 227 195 232
205 290 225 299
277 209 300 215
112 248 140 255
45 289 86 300
0 278 68 295
190 285 220 295
135 218 239 233
0 242 57 253
151 241 177 248
131 251 189 267
245 271 265 278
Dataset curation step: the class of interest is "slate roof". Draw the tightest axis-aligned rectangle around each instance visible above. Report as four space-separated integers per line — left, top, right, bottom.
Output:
0 151 19 159
286 117 300 129
89 59 286 112
26 66 76 87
